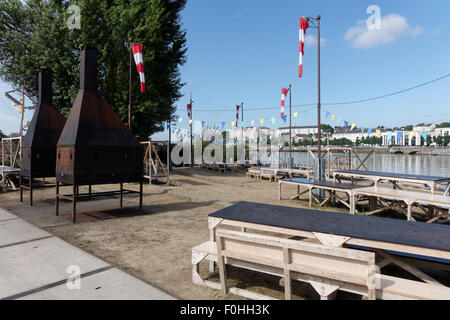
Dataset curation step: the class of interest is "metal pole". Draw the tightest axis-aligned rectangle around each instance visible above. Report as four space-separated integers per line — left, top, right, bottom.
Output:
241 102 244 161
20 85 24 165
128 41 133 132
190 93 193 167
289 84 292 168
316 15 322 181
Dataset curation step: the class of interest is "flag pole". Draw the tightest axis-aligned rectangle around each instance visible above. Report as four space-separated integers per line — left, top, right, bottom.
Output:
289 84 292 168
316 15 322 181
317 15 322 181
190 92 194 167
128 40 133 133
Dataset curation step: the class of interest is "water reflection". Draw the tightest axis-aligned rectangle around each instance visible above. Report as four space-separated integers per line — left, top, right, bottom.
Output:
281 152 450 177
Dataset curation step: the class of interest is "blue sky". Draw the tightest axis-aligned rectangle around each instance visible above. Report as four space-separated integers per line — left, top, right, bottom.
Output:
1 0 450 136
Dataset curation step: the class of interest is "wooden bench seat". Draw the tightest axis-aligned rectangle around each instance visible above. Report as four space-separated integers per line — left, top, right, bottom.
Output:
192 238 450 300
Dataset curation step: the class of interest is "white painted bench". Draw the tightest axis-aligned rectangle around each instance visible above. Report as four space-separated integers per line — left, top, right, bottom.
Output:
192 234 450 300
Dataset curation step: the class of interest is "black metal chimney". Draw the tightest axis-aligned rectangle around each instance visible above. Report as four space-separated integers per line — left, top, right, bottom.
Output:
80 47 98 91
38 70 53 105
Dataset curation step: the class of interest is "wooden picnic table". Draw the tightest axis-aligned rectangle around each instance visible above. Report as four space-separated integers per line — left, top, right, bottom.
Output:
279 178 366 214
333 170 450 195
202 202 450 299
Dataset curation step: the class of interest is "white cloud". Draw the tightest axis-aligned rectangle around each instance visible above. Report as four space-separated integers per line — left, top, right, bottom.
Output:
345 14 424 49
305 35 327 47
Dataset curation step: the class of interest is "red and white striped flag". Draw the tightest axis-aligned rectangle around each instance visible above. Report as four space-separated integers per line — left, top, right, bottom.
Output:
299 17 309 78
236 105 240 127
281 88 288 117
187 104 192 119
132 43 145 93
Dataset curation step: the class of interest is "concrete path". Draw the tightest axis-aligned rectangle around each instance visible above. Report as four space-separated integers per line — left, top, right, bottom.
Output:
0 208 176 300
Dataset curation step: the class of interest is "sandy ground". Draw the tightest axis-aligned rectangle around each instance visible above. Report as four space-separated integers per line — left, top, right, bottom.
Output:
0 167 447 299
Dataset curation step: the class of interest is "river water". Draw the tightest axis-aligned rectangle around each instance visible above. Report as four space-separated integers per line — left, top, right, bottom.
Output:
279 152 450 177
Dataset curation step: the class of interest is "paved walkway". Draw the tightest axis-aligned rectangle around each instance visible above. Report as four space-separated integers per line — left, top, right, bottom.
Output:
0 208 176 300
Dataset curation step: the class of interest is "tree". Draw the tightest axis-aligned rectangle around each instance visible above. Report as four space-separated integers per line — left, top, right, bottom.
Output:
404 125 413 131
0 129 6 139
0 0 187 140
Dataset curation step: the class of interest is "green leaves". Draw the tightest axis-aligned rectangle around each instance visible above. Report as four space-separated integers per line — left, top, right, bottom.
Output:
0 0 187 140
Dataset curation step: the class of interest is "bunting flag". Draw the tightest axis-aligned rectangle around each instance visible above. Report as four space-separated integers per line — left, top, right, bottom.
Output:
241 121 245 128
162 121 166 129
397 132 403 143
409 131 415 141
304 110 308 116
376 129 381 137
351 124 356 131
281 88 288 117
344 121 349 129
189 119 193 125
282 115 287 124
361 127 365 133
231 121 235 127
221 122 225 129
251 120 255 127
294 112 298 118
131 43 145 93
187 104 192 119
421 131 428 141
201 121 205 128
299 17 309 78
387 131 392 141
337 118 342 124
332 115 336 121
367 128 373 136
260 119 265 126
271 117 276 125
325 111 331 119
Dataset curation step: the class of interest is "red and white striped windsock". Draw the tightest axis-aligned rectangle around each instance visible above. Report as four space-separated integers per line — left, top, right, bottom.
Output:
187 104 192 119
132 43 145 93
281 88 288 117
299 17 309 78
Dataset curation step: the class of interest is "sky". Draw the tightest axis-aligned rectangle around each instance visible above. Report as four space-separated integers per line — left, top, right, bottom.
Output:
1 0 450 138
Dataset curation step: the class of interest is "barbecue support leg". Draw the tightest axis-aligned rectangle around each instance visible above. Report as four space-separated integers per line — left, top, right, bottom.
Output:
19 175 23 203
72 184 77 223
139 179 143 211
55 181 59 216
30 178 33 206
120 183 123 208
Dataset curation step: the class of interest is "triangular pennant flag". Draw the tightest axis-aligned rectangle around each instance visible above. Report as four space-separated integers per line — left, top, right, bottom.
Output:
282 115 287 123
221 122 225 129
251 120 255 127
376 129 381 137
367 128 372 136
271 117 276 125
344 121 349 129
351 124 356 131
387 131 392 140
361 127 365 133
231 121 235 127
337 117 342 124
162 121 166 129
409 131 415 140
332 115 336 121
325 111 331 119
241 121 245 128
294 112 298 118
421 131 428 140
304 110 308 116
260 119 265 126
201 121 205 128
189 119 193 125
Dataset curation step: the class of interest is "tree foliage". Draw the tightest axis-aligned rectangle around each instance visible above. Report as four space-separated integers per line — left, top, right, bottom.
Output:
0 129 6 139
0 0 187 140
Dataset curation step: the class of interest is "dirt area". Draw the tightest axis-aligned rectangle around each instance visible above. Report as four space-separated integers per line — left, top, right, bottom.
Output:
0 167 447 299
